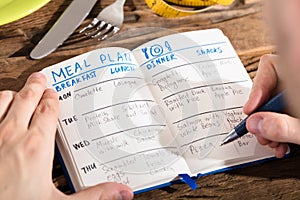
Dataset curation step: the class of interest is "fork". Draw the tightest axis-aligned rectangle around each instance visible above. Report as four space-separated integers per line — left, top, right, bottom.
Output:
79 0 126 41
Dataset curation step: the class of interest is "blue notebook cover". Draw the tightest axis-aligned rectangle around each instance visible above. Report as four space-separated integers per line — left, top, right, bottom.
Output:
56 143 288 194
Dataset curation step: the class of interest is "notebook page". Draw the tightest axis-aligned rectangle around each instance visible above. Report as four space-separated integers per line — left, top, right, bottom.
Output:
42 47 190 191
133 29 274 174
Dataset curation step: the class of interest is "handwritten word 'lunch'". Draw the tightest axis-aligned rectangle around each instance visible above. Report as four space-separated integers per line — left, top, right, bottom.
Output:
110 64 135 75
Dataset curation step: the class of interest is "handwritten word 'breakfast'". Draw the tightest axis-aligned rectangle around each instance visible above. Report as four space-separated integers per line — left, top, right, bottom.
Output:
55 71 96 92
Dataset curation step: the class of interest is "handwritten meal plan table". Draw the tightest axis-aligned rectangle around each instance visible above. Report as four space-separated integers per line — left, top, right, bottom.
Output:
1 0 300 199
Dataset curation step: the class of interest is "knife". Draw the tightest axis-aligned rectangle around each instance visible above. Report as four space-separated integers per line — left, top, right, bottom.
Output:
30 0 98 59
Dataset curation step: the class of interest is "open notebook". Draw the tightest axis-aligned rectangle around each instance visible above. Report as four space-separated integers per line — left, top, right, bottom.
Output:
41 29 275 193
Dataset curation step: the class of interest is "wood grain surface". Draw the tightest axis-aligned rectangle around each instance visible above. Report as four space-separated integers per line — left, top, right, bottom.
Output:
0 0 299 199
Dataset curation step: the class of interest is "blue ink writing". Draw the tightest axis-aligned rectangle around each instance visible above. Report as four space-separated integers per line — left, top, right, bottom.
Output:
141 41 172 60
110 65 135 74
142 48 149 59
51 59 91 83
150 44 164 57
196 47 223 56
146 54 177 70
99 52 131 65
165 41 172 51
55 71 97 92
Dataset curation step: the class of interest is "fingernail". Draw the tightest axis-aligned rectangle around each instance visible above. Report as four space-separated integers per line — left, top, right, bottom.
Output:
118 190 133 200
44 88 56 93
248 116 263 135
30 72 43 78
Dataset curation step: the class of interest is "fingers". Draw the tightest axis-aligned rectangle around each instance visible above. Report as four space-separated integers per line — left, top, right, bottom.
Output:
29 88 59 146
2 73 47 130
243 89 265 115
0 91 15 121
243 54 280 114
242 54 291 159
274 143 289 158
246 112 300 158
69 182 134 200
246 112 300 144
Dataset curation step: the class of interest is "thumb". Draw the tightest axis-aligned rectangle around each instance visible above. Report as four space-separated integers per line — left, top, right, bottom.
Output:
246 112 300 144
68 182 134 200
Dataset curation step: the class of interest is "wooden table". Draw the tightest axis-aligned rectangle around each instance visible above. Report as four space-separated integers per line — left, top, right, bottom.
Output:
1 0 300 199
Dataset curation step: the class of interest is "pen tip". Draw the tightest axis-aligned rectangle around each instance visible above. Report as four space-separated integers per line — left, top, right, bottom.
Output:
220 129 238 146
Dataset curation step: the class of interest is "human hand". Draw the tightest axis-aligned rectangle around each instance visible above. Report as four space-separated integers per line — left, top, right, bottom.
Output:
0 73 133 200
243 54 300 158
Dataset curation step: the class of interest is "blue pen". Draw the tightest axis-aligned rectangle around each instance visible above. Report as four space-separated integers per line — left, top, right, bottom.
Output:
220 91 286 146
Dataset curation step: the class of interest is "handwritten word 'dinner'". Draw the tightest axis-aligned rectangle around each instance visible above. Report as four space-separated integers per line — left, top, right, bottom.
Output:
146 54 177 70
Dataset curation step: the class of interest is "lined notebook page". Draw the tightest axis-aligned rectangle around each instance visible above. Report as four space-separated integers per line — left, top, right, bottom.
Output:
42 47 190 191
134 29 274 174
